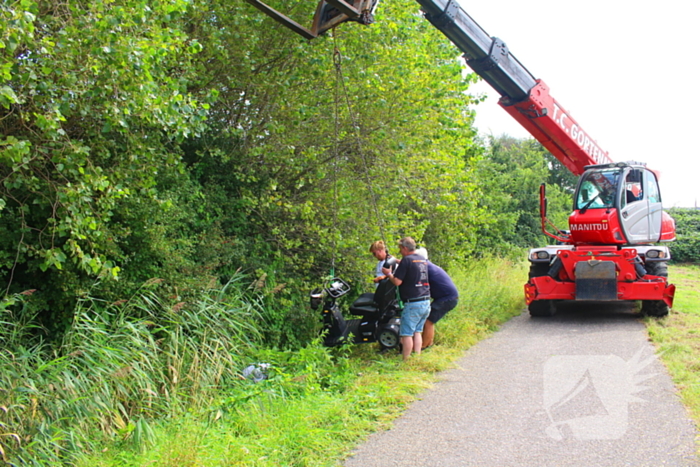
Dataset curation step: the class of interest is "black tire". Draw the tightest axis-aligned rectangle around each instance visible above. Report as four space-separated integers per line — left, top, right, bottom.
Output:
377 328 399 349
528 262 550 280
641 300 669 317
528 261 557 317
645 261 668 278
529 300 557 317
640 261 670 317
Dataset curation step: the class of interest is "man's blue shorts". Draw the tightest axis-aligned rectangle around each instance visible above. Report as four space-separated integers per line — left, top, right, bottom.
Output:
400 300 431 336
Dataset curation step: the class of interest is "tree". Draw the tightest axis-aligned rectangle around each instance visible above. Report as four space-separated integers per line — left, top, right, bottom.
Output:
1 0 212 326
182 0 488 275
473 135 573 254
1 0 491 340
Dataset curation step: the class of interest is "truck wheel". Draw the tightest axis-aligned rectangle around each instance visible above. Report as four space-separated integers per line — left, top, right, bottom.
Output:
529 300 556 317
641 300 669 317
528 263 550 279
645 261 668 278
641 261 669 317
378 329 399 349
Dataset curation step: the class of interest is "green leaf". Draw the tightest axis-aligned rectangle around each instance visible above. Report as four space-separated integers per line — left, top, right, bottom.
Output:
0 86 18 108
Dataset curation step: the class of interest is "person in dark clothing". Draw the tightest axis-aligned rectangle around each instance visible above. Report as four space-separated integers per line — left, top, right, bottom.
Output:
413 248 459 349
422 260 459 349
382 237 430 360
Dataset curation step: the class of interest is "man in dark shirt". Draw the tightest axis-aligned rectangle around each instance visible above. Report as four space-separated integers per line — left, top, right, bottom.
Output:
423 260 459 349
382 237 430 360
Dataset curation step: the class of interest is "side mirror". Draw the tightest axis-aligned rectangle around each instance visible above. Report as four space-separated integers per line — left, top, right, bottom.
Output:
309 288 324 310
539 183 548 218
539 183 570 244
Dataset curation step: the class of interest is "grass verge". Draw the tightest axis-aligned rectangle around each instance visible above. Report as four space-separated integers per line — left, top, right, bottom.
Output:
75 258 526 467
645 264 700 429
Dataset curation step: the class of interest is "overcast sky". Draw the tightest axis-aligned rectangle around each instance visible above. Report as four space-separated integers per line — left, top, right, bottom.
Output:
455 0 698 208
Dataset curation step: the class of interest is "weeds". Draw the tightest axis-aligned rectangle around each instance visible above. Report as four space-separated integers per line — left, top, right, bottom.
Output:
6 258 696 466
75 257 526 467
1 258 526 466
0 275 265 465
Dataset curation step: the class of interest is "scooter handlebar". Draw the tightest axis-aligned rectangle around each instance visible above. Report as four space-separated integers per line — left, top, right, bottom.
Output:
326 278 351 298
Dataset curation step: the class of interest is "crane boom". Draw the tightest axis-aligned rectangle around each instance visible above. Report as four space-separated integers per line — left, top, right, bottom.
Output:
244 0 613 175
415 0 613 175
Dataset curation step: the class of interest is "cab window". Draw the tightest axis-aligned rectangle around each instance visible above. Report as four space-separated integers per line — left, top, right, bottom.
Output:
576 169 620 210
624 169 644 205
646 171 661 204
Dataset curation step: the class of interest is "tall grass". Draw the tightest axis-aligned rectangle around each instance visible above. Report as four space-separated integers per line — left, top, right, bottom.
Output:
0 276 264 465
75 257 526 467
437 259 525 349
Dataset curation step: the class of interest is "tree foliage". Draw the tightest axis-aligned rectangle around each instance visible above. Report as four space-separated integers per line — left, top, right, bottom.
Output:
0 0 490 339
1 0 579 344
473 135 573 255
1 0 215 329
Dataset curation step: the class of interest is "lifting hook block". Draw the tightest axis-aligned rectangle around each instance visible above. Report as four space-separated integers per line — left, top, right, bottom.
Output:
244 0 377 40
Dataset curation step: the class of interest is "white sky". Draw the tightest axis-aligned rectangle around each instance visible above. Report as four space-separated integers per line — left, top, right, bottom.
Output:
456 0 699 208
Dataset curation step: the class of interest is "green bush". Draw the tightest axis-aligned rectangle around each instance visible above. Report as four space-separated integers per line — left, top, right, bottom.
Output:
668 208 700 264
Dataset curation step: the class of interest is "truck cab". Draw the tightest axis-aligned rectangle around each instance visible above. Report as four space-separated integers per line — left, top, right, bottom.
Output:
569 163 672 246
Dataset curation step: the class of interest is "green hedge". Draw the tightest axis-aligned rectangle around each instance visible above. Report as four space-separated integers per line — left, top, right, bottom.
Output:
669 208 700 264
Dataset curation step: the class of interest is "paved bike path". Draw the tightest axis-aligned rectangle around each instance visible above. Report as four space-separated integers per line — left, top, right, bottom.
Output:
344 304 699 467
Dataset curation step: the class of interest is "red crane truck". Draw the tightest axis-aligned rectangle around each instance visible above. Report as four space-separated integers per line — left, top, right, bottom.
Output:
244 0 676 317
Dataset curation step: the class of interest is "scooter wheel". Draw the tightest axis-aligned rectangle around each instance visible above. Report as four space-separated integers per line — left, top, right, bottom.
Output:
378 329 399 349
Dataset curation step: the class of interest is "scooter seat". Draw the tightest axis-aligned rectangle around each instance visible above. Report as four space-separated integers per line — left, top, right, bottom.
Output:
349 304 381 317
349 277 397 318
352 292 375 308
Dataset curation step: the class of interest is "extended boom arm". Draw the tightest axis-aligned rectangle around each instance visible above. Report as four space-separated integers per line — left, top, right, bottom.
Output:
244 0 613 176
414 0 613 175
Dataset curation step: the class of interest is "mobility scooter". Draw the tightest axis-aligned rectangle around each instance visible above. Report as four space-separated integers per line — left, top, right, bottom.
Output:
310 271 402 350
